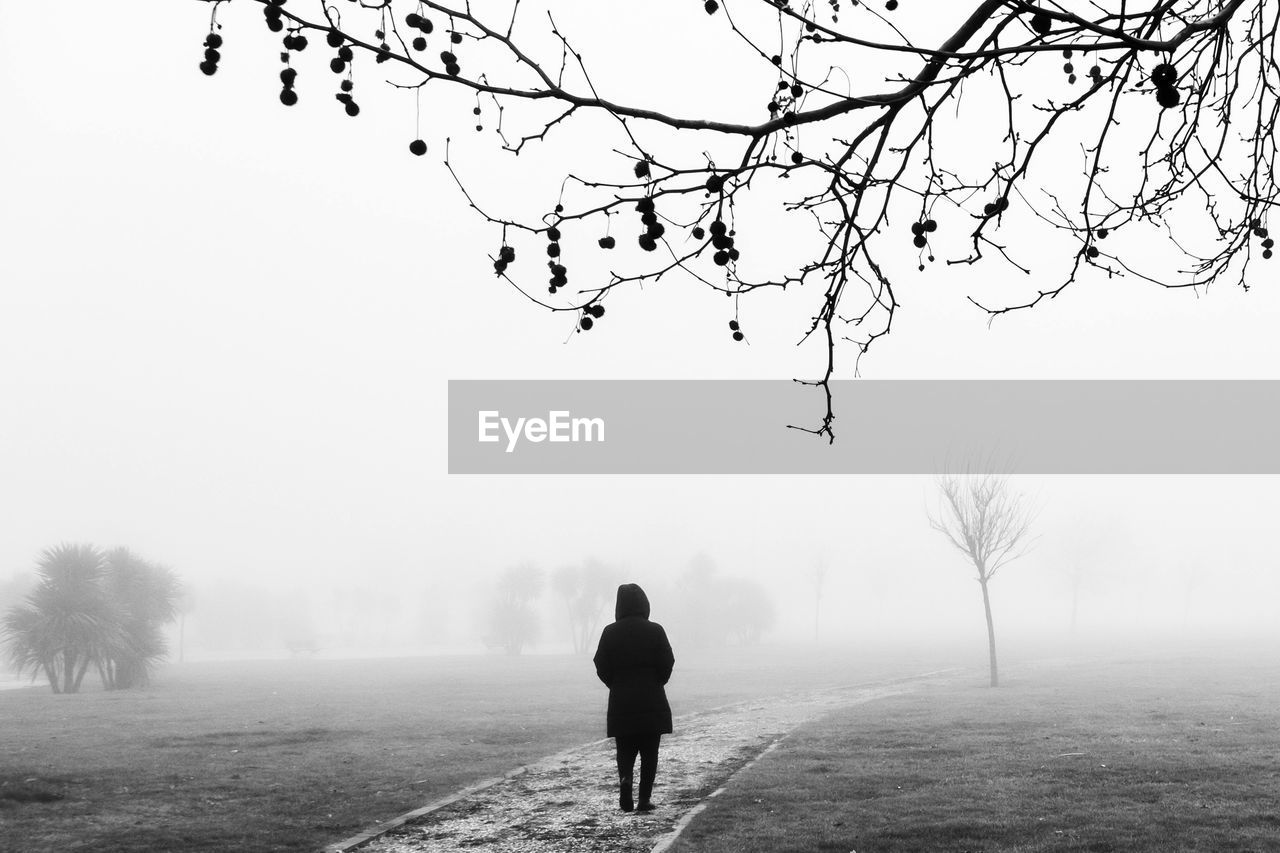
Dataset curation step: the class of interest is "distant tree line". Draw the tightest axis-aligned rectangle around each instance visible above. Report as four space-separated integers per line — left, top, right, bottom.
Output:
486 555 778 656
1 544 181 693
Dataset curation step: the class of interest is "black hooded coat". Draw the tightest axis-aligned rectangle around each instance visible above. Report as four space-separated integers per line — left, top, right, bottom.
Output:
592 584 675 737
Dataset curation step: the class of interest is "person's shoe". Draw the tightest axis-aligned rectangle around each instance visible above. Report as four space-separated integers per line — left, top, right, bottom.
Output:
619 776 634 812
637 800 655 812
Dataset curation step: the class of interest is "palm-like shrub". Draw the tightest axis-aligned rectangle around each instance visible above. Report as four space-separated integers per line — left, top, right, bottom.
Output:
100 548 180 689
1 544 121 693
1 544 180 693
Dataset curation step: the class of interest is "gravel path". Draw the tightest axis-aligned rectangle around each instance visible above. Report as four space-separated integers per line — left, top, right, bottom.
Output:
338 673 950 853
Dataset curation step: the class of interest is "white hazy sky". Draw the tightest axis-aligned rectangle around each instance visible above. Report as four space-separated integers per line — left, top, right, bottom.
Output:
2 2 1278 642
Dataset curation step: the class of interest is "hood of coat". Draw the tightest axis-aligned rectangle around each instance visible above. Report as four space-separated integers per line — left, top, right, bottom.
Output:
614 583 651 621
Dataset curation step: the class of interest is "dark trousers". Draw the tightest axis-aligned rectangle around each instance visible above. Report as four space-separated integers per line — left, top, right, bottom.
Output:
615 733 661 802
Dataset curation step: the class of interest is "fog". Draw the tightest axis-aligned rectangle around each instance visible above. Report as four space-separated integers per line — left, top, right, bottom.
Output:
3 2 1280 675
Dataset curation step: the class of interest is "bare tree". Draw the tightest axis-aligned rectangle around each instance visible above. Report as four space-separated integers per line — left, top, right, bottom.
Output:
191 0 1276 436
929 474 1036 686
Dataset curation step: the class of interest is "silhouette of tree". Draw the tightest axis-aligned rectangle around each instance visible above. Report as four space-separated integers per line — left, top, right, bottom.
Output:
99 548 182 689
193 1 1275 436
929 473 1036 687
2 545 182 693
550 558 615 653
1 545 120 694
487 563 544 655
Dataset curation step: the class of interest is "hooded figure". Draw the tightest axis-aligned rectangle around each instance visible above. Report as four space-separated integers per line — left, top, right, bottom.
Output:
593 583 675 812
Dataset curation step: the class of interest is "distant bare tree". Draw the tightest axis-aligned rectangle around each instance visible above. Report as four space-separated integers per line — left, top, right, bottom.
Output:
930 474 1036 687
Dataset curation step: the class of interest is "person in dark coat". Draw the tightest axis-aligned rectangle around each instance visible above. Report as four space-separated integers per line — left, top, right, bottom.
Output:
592 583 675 813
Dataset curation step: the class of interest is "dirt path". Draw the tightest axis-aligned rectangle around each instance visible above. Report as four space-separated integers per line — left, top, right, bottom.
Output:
331 672 954 853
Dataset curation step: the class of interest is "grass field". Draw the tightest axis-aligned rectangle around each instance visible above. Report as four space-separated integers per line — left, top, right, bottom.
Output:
0 645 916 853
669 653 1280 853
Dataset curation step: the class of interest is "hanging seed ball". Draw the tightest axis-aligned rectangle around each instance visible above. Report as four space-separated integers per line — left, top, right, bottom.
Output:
295 35 308 51
338 46 353 61
279 88 298 106
500 246 516 262
1151 63 1177 86
983 202 997 216
441 51 456 64
729 320 739 331
886 0 898 9
1263 238 1275 249
330 58 346 73
1256 227 1269 238
732 331 745 342
340 79 353 92
555 204 565 213
924 219 937 232
912 234 928 249
413 37 427 50
420 18 434 33
547 227 562 242
1030 11 1051 34
547 243 561 258
472 106 481 116
790 151 803 165
326 29 344 47
267 18 284 33
791 83 803 98
587 304 605 319
598 236 616 249
1063 63 1073 74
771 55 782 66
713 250 730 266
206 32 224 49
635 160 650 179
1250 218 1262 228
335 92 352 103
710 219 727 236
205 47 221 62
406 13 423 27
1068 75 1077 84
636 198 655 213
451 32 463 44
1090 65 1101 77
580 315 594 331
1086 246 1100 258
639 234 658 251
705 0 719 13
199 60 217 76
729 247 740 261
1264 249 1273 259
409 139 427 156
705 174 724 194
911 222 924 236
280 68 297 85
345 101 360 116
446 63 461 76
1097 228 1109 239
1156 86 1180 108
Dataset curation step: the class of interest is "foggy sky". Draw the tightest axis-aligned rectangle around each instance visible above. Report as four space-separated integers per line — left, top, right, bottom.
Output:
2 2 1278 652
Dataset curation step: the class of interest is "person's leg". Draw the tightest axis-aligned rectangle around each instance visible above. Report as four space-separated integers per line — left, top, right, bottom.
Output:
615 735 639 811
636 733 661 810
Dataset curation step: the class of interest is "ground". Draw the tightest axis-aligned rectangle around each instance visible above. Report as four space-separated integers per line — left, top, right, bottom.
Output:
3 645 1277 853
